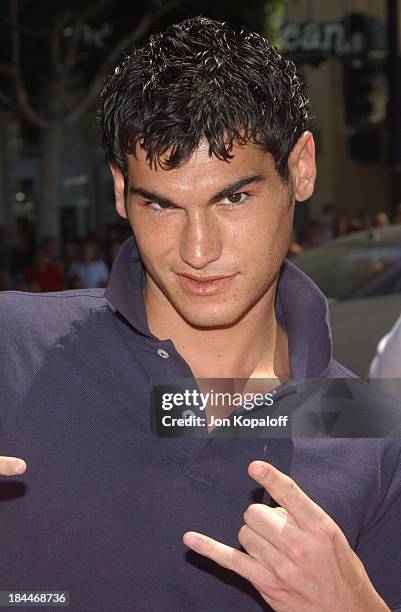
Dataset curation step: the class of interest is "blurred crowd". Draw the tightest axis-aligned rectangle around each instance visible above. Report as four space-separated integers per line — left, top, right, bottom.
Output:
288 203 401 257
0 204 400 293
0 221 131 293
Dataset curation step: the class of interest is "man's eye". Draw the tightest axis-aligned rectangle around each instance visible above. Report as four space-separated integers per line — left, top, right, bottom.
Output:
147 201 174 212
222 192 248 206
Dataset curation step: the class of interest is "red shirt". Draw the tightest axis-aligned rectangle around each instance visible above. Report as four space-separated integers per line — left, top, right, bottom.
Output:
24 263 64 292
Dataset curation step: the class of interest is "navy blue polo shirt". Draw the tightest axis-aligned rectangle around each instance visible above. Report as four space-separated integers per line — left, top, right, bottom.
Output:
0 236 400 611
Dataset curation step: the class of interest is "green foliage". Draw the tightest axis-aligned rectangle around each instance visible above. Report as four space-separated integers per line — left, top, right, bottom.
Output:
264 0 288 47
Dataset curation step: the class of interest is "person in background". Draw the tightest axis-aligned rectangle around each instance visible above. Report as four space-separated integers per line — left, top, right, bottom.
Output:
321 203 338 240
359 208 373 229
23 246 65 292
373 211 390 227
69 238 109 288
62 239 83 288
42 237 59 262
335 213 349 237
300 219 325 248
347 216 364 233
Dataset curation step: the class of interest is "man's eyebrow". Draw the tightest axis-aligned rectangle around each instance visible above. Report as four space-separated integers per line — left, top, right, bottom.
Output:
129 186 174 208
210 175 266 202
129 174 266 207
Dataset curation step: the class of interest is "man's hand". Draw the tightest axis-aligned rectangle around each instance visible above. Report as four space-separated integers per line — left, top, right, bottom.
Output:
183 461 390 611
0 456 26 476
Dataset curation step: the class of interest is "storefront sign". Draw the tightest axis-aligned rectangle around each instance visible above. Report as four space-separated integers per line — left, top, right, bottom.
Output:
280 22 346 56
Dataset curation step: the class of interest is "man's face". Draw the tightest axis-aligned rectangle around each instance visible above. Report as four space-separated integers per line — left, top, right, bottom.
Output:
112 135 315 328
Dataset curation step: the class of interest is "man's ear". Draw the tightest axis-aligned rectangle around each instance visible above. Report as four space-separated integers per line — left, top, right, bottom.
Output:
287 131 316 202
110 164 127 219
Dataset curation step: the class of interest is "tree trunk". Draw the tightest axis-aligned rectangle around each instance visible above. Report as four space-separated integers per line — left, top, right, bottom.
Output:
37 121 63 244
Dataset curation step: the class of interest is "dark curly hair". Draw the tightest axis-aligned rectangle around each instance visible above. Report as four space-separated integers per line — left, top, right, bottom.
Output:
98 16 310 191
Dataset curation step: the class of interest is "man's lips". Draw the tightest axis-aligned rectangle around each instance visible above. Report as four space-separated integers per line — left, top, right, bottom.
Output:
176 272 237 296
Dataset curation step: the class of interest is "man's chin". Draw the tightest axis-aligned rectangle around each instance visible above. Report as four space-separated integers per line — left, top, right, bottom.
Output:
175 306 243 330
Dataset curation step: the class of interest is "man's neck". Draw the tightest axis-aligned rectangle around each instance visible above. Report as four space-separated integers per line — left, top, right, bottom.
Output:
144 281 290 381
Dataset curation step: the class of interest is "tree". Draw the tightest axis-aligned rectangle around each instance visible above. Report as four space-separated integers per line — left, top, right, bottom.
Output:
264 0 287 47
2 0 181 241
1 0 288 242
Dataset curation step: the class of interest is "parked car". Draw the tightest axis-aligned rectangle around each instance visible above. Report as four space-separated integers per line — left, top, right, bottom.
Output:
292 225 401 376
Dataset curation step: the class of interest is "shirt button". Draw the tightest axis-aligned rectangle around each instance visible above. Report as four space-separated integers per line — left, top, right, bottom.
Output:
157 348 170 359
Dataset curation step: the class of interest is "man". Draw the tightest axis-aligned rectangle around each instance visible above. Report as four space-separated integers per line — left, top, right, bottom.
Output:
0 17 400 611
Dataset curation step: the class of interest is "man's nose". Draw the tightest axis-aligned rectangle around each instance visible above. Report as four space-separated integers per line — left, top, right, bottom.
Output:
179 211 222 269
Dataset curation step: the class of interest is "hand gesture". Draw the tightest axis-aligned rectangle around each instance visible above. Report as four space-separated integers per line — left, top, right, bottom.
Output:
184 461 389 611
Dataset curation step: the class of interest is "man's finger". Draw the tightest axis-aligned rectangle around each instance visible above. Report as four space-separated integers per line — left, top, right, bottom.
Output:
243 503 298 551
248 461 323 527
237 523 286 573
0 457 27 476
183 531 273 592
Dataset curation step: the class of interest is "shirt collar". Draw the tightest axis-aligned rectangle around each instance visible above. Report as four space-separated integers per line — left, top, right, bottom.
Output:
104 236 332 378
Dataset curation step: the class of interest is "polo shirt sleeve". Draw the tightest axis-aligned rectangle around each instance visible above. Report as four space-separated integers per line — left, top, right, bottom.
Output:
355 440 401 610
